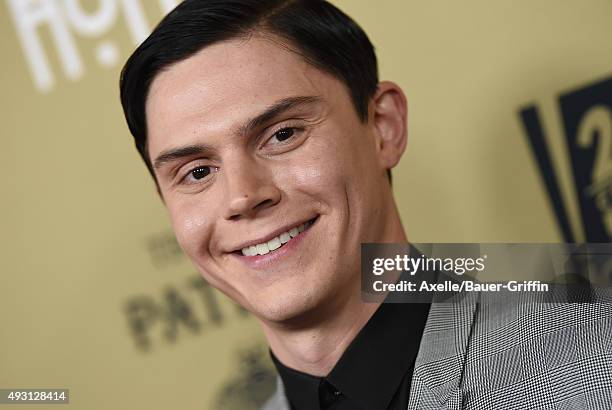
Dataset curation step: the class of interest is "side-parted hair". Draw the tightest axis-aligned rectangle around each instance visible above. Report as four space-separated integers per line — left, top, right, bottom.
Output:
120 0 379 180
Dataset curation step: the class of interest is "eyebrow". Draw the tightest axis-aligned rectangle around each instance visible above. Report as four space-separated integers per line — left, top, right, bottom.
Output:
153 144 214 170
152 95 323 170
238 95 323 136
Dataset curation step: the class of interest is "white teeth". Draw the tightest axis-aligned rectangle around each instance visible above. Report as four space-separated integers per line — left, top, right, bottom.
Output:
268 237 281 251
240 221 313 256
256 243 270 255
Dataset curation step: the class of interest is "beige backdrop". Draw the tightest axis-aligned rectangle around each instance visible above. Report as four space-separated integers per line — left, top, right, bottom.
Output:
2 0 611 409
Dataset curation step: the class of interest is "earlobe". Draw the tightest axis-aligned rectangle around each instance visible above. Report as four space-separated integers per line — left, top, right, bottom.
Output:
372 81 408 170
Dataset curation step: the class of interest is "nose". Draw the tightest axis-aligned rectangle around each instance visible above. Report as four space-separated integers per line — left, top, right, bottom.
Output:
222 156 281 221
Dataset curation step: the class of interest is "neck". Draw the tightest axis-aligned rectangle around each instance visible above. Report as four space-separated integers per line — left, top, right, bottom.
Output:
261 198 407 376
262 282 380 376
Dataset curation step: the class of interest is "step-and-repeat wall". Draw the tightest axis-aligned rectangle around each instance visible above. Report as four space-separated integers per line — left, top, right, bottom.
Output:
2 1 611 409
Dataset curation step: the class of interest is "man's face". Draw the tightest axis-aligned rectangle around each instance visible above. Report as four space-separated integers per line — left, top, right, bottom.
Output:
146 35 397 324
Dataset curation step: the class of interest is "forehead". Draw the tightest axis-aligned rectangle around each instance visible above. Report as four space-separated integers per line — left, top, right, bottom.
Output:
145 34 348 155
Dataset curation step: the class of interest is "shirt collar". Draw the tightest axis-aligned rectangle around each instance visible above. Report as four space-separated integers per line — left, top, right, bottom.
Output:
326 300 430 409
271 352 322 410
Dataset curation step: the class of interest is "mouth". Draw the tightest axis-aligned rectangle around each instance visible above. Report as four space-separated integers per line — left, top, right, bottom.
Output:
232 216 318 258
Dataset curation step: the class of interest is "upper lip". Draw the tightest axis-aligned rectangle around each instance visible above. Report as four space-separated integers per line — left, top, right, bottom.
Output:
227 216 317 253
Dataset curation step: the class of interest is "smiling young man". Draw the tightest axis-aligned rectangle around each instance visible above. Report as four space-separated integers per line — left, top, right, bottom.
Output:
120 1 612 409
121 0 418 408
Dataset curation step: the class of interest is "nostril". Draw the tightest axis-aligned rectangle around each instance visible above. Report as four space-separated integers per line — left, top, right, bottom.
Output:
228 213 242 221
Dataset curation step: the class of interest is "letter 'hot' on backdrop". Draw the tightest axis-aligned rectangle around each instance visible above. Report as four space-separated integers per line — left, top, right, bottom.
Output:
2 1 611 408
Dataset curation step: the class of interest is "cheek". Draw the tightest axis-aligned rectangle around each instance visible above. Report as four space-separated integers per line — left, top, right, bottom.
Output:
168 202 213 257
285 134 355 192
281 158 349 212
289 162 327 190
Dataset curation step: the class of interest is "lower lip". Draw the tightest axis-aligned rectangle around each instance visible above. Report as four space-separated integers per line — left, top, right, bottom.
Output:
232 217 318 269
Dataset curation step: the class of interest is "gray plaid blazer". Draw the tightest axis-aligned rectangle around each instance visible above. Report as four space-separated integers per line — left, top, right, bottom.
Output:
262 289 612 410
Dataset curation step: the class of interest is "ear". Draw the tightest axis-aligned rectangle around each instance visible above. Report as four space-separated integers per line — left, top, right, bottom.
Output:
371 81 408 170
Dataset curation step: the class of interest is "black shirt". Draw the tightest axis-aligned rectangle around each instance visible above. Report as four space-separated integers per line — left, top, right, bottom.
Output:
271 299 431 410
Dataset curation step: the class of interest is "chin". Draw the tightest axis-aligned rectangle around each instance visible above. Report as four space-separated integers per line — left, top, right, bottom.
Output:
250 285 326 325
249 262 359 326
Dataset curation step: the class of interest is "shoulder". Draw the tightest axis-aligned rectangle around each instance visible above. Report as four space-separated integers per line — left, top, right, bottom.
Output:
461 292 612 408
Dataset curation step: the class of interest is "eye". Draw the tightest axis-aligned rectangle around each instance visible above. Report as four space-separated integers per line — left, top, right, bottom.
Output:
183 165 217 184
268 127 297 145
191 167 210 179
